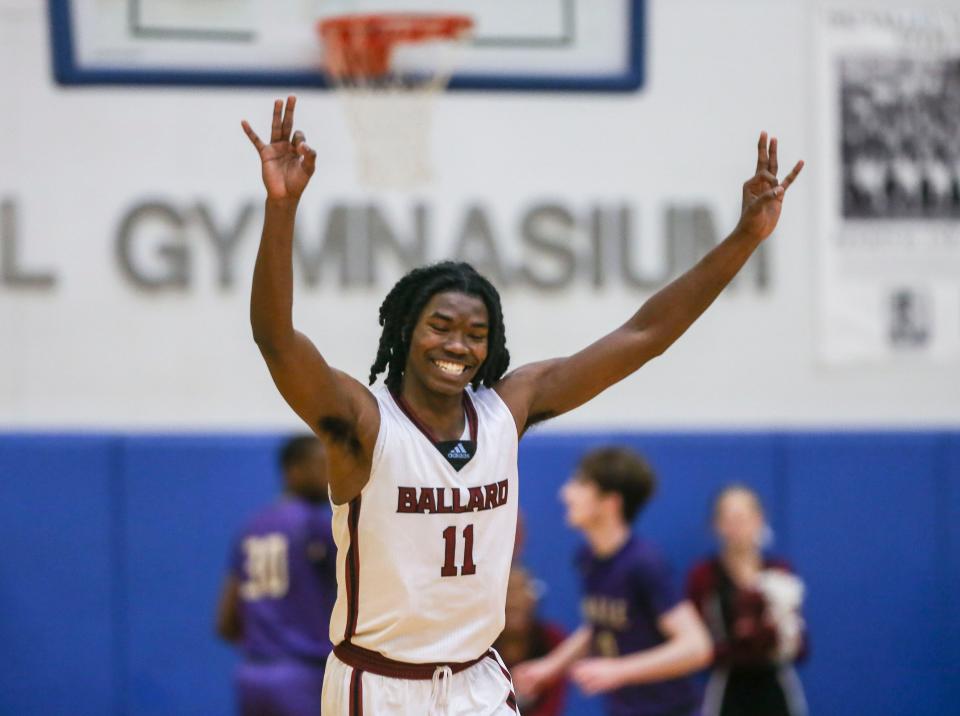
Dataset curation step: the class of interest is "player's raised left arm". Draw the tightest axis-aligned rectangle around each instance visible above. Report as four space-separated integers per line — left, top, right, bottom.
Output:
496 133 803 431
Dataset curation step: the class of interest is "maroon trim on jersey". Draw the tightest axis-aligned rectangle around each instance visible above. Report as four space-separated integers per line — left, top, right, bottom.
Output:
343 496 362 641
333 641 488 680
348 668 363 715
391 389 479 444
464 392 478 441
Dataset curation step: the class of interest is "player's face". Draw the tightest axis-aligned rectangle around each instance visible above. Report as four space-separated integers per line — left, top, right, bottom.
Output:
289 444 328 502
560 473 608 529
714 490 765 551
405 291 489 396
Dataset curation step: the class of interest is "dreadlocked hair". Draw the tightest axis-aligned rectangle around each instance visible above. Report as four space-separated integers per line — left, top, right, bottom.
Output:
369 262 510 393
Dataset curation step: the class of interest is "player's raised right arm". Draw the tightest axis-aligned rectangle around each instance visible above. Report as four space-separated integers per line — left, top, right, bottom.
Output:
245 96 334 419
244 98 378 500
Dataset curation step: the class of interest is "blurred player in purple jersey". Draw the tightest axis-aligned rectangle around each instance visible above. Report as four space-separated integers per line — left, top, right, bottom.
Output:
514 447 711 716
216 435 337 716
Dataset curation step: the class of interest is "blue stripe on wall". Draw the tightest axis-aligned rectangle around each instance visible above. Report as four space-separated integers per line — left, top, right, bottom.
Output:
0 430 956 716
120 436 281 716
0 436 120 716
781 433 945 715
943 435 960 709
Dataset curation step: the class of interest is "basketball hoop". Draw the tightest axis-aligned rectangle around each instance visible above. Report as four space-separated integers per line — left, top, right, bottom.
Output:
318 14 474 189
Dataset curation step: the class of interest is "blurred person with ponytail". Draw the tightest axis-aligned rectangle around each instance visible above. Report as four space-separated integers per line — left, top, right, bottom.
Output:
686 486 808 716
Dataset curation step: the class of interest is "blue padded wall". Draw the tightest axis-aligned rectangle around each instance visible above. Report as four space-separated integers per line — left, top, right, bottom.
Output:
781 434 947 716
0 436 119 716
0 430 956 716
120 435 282 716
943 435 960 708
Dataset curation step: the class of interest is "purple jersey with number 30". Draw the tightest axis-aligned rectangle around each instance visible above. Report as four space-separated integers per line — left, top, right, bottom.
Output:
577 534 699 716
231 497 337 662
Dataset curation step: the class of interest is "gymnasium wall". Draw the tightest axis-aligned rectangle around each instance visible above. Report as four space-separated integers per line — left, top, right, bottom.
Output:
1 431 957 716
1 0 958 431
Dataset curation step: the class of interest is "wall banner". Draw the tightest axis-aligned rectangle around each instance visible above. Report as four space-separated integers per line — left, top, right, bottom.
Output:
817 4 960 364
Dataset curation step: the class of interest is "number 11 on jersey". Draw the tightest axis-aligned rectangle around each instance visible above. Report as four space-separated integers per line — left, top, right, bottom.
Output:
441 524 477 577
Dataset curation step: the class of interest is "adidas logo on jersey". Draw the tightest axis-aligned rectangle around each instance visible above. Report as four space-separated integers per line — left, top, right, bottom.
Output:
447 442 470 460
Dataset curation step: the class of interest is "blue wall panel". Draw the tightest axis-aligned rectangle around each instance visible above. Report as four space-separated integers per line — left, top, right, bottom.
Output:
120 435 282 716
783 433 946 716
943 435 960 708
620 433 782 574
0 436 118 716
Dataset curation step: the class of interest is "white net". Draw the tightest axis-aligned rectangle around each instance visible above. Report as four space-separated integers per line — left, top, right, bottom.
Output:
319 14 473 189
337 89 438 188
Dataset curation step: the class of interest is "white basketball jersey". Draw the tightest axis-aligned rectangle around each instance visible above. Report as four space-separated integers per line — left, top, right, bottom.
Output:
329 385 519 663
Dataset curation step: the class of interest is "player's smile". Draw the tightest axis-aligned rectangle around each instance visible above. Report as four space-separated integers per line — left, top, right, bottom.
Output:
432 358 469 376
433 358 466 373
426 353 477 387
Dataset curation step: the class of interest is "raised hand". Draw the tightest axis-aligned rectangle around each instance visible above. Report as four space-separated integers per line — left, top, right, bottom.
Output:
241 96 317 201
736 132 804 242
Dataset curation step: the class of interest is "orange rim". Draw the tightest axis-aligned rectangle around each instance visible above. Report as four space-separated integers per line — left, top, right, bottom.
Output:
318 13 474 78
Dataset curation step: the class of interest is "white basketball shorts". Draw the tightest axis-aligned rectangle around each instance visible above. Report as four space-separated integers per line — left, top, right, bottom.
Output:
321 647 519 715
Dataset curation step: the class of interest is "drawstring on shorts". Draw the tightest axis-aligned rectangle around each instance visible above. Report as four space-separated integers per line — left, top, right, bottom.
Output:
429 664 453 714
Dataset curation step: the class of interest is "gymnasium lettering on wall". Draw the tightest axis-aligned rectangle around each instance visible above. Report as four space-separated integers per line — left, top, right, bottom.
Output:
0 197 769 293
